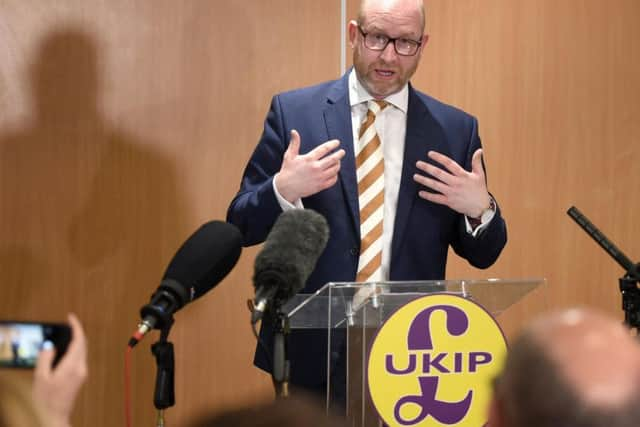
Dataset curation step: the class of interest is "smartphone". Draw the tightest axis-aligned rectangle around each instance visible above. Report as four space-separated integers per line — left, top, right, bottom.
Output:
0 321 71 369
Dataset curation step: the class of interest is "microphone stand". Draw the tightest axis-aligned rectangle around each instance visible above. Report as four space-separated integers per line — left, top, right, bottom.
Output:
272 308 291 398
620 275 640 331
151 319 175 426
567 207 640 333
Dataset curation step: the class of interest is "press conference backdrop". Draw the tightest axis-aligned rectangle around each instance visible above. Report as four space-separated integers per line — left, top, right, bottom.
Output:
0 1 638 425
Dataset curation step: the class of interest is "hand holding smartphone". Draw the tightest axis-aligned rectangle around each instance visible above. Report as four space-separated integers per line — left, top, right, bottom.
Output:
34 313 88 427
0 314 87 427
0 320 71 369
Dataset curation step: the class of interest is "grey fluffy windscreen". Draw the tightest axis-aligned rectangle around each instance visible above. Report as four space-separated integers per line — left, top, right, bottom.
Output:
253 209 329 305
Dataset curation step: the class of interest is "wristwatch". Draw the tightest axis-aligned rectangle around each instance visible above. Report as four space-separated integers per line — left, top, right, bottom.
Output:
469 196 496 228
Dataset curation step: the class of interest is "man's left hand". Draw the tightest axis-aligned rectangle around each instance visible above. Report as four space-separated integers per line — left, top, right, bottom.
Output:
413 148 491 218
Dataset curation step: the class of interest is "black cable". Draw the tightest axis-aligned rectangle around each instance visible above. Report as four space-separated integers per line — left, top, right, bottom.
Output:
251 316 273 368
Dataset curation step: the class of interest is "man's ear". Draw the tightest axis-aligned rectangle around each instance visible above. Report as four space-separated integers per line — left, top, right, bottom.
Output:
348 20 358 48
420 34 430 52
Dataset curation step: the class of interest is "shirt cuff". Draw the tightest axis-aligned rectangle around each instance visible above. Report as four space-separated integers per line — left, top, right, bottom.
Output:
465 197 496 237
273 174 303 211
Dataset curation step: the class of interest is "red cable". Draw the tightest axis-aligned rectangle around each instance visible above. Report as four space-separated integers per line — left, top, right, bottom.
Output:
125 345 133 427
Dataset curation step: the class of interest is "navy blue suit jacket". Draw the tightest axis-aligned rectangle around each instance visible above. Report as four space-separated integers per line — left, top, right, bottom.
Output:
227 72 507 386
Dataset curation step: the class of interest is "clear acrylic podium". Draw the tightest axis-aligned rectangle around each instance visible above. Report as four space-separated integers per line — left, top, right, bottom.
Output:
282 278 547 426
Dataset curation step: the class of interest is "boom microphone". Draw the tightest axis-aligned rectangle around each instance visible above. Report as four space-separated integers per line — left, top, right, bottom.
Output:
251 209 329 324
129 221 242 347
567 206 638 278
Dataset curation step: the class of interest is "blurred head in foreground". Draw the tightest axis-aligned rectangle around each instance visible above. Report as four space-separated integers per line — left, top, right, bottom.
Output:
190 393 348 427
489 307 640 427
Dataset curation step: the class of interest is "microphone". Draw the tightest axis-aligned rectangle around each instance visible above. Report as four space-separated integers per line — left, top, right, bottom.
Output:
129 221 242 347
567 206 638 278
251 209 329 324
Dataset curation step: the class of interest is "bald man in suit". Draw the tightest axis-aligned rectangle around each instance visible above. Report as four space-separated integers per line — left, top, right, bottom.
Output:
228 0 507 393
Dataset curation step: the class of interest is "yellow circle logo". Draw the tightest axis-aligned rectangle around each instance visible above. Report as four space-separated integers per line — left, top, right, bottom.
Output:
367 293 507 426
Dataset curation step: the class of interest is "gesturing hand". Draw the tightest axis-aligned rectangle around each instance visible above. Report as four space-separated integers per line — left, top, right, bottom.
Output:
275 129 346 203
413 148 491 218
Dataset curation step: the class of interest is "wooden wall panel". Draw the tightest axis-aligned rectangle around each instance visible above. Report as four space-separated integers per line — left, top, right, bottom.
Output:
1 0 639 425
0 1 341 425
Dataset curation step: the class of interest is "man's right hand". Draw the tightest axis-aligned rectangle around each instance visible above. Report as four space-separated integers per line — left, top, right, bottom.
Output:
275 129 346 203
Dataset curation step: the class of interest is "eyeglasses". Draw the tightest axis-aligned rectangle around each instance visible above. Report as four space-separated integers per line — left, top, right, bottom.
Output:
357 25 423 56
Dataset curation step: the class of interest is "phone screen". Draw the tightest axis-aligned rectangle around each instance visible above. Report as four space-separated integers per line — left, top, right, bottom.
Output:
0 322 70 369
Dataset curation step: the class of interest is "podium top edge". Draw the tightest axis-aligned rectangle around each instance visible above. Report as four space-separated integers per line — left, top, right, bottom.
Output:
321 277 547 288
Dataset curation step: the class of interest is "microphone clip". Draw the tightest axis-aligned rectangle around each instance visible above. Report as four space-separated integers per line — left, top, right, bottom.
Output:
140 279 189 331
129 279 188 348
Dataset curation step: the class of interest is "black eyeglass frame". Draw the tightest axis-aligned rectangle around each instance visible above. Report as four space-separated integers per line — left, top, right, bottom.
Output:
357 25 423 56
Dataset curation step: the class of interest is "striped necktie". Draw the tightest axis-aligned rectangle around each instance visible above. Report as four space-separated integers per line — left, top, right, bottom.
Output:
355 100 388 283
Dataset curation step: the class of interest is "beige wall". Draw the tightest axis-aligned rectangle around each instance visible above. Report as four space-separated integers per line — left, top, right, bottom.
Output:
0 1 638 425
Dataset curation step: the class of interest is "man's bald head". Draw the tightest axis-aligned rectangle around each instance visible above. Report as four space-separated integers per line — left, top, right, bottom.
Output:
358 0 426 33
492 308 640 427
349 0 428 98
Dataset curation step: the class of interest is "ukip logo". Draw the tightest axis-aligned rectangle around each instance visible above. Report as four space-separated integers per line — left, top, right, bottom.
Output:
367 294 507 426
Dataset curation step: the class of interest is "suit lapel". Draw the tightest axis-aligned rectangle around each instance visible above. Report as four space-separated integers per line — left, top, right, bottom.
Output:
391 87 451 265
323 75 359 236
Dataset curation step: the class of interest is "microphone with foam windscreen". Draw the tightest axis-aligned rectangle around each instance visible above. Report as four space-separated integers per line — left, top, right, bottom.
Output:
251 209 329 325
129 221 242 347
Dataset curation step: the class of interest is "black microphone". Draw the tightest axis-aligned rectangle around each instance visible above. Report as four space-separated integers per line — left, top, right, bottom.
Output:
251 209 329 324
129 221 242 347
567 206 638 277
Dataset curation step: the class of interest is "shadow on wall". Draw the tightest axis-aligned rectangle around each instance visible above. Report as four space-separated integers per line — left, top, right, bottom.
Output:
0 27 188 423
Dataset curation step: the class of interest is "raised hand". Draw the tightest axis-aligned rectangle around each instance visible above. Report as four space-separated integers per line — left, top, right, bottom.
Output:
33 313 88 427
413 148 491 218
275 129 346 203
